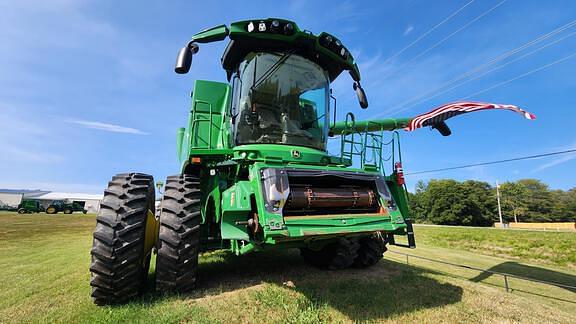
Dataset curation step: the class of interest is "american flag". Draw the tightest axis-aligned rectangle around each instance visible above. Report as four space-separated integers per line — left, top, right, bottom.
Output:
405 101 536 132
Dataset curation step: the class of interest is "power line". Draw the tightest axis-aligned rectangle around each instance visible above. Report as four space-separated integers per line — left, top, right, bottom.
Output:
381 0 476 67
372 19 576 118
406 149 576 175
412 30 576 103
463 50 576 98
384 0 507 79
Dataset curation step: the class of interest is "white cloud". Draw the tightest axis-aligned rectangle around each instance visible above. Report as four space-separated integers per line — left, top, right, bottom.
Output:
68 120 148 135
533 152 576 172
403 25 414 36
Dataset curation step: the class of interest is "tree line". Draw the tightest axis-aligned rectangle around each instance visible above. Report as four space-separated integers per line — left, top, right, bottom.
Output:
407 179 576 226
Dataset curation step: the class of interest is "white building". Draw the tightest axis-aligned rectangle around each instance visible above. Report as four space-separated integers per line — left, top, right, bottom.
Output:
0 190 48 209
0 189 103 213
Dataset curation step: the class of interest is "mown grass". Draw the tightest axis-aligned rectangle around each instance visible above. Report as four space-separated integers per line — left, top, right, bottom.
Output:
0 212 574 323
411 224 576 269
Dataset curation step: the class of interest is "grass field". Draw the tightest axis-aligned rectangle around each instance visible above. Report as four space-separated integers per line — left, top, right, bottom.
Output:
411 224 576 269
0 212 575 323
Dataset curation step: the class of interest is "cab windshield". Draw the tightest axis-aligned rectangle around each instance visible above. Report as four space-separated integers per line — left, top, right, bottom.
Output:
233 52 329 151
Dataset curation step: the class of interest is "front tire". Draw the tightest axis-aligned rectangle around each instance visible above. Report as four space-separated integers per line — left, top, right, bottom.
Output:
18 208 26 214
63 208 72 214
155 174 202 293
89 173 156 305
46 206 57 214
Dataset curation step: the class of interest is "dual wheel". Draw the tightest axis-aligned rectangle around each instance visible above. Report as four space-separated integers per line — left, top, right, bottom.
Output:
89 173 386 305
89 173 201 305
300 234 387 270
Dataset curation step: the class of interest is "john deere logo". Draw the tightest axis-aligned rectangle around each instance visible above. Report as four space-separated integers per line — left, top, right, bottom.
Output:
291 150 301 158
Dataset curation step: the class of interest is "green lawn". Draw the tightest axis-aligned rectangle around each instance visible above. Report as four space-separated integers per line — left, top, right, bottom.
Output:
0 212 574 323
410 224 576 269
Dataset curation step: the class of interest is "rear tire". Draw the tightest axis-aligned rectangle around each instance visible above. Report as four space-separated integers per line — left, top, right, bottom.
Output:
301 238 360 270
155 174 202 294
46 206 57 214
89 173 156 305
17 208 26 214
353 233 387 268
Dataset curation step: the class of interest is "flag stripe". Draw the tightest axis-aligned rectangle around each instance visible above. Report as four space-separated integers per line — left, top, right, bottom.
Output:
405 101 536 131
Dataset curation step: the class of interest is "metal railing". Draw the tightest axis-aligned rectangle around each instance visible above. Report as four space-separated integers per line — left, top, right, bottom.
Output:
388 250 576 298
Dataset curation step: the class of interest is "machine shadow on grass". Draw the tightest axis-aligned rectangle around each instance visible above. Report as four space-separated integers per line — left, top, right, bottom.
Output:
134 249 463 321
470 261 576 294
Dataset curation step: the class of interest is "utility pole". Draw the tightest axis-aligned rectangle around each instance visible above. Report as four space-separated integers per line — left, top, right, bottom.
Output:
496 180 504 228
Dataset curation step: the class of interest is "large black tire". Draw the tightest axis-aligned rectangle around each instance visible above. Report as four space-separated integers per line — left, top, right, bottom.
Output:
46 206 57 214
155 174 202 293
353 233 387 268
301 238 360 270
17 208 26 214
89 173 156 305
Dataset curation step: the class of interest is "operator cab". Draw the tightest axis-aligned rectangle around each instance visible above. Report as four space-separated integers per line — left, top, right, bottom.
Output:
231 52 329 151
174 18 369 153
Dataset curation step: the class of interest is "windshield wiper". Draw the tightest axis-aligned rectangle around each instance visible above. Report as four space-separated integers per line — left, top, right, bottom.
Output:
251 50 295 91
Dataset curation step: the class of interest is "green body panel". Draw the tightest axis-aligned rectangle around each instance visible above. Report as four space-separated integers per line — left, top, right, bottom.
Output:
18 200 43 213
176 18 414 255
178 80 232 170
221 181 253 240
191 24 229 43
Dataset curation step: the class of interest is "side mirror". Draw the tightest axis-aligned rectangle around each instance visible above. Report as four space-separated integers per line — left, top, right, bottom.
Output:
175 43 199 74
432 121 452 136
353 82 368 109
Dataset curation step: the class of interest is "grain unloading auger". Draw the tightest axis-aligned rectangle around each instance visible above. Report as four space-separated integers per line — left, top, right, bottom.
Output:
89 18 535 305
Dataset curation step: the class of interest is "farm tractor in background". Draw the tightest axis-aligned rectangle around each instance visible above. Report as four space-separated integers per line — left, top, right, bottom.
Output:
17 200 44 214
89 18 535 305
46 200 87 214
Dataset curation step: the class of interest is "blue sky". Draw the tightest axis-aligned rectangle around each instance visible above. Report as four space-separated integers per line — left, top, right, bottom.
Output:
1 0 575 193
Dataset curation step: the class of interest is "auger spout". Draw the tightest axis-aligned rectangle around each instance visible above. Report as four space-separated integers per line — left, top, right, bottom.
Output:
331 117 412 135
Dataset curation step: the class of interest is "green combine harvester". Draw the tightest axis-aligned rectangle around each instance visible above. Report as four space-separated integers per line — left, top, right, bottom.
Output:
89 18 534 305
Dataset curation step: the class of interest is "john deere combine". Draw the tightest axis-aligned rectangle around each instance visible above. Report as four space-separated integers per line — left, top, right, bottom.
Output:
90 18 534 305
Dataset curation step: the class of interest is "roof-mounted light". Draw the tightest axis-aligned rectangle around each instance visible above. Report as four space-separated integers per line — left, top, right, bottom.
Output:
319 33 349 60
270 20 280 32
284 23 294 35
245 20 295 35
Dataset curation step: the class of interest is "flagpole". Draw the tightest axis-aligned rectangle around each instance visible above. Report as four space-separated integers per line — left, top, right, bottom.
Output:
496 181 504 228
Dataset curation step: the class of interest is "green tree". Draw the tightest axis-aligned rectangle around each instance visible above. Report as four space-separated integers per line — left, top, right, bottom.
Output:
499 181 528 223
517 179 554 222
550 188 576 222
422 179 495 226
461 180 496 226
408 178 572 225
409 180 429 223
